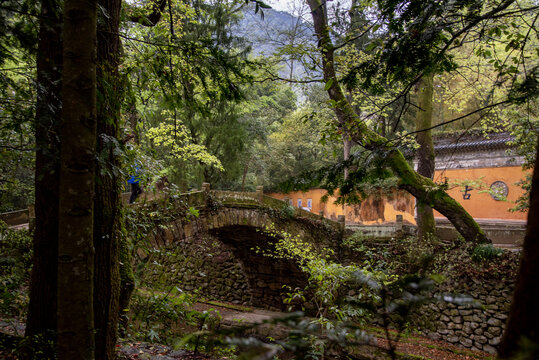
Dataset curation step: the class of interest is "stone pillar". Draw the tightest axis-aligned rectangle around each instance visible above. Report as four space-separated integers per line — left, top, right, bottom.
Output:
396 214 403 238
337 215 345 232
201 182 210 192
256 185 264 202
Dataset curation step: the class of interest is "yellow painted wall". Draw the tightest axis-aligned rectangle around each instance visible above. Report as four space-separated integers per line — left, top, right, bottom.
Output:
268 166 528 224
433 166 527 221
267 189 416 225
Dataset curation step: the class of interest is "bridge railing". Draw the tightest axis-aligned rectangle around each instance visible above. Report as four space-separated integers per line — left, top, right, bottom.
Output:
0 208 29 227
202 184 343 231
210 190 260 206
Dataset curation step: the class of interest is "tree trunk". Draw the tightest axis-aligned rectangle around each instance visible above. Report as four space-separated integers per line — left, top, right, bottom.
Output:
415 74 436 241
343 133 351 180
497 135 539 359
306 0 488 244
118 234 135 337
93 0 122 357
57 0 98 358
25 0 62 355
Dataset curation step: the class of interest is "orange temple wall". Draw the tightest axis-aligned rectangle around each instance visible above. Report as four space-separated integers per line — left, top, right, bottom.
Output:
267 166 528 224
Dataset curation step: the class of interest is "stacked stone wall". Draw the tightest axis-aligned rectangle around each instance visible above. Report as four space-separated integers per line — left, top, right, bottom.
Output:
417 279 513 354
142 235 251 305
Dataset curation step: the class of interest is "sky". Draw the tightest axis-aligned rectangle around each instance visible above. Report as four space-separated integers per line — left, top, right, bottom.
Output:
266 0 299 13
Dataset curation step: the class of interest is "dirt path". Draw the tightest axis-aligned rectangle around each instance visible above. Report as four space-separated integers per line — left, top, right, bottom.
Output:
2 303 495 360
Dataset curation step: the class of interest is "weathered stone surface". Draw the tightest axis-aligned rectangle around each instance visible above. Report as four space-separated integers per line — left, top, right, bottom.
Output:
460 338 473 347
487 317 503 327
483 344 497 354
489 337 501 346
447 336 459 343
488 326 502 336
475 335 488 344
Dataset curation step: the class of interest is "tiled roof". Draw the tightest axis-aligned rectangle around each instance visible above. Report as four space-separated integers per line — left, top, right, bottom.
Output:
434 133 514 154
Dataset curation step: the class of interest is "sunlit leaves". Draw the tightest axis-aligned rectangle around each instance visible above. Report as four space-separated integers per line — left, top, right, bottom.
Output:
146 111 224 171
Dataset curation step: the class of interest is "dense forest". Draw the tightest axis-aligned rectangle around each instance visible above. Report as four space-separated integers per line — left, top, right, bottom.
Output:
0 0 538 359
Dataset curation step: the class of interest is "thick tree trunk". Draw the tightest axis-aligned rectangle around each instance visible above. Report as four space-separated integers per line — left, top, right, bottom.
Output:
497 135 539 359
415 74 436 240
57 0 98 358
118 234 135 337
25 0 62 354
93 0 122 357
306 0 488 243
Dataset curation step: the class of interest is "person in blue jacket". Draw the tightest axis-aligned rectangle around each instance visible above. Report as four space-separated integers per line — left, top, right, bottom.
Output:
128 161 143 204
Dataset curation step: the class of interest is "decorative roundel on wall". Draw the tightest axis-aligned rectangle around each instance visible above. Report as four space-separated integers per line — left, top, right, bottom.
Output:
490 181 509 201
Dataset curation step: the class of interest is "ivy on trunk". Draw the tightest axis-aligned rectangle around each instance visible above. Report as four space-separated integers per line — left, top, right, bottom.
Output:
306 0 488 244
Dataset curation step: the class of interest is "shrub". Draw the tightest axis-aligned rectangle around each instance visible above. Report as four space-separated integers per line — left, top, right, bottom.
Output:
0 221 32 320
280 203 295 219
471 244 503 262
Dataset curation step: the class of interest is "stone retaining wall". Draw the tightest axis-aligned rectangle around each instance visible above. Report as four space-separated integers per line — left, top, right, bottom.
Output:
142 235 251 305
418 279 513 354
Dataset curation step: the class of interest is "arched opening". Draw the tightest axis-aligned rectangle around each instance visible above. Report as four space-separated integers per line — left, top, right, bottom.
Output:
210 225 308 310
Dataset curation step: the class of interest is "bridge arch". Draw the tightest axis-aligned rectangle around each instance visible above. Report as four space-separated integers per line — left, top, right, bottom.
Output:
147 189 343 309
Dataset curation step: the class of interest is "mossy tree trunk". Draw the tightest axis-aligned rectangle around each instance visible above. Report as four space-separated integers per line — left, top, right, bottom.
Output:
306 0 488 244
415 74 436 240
93 0 122 357
25 0 62 354
118 234 135 337
57 0 97 357
498 135 539 359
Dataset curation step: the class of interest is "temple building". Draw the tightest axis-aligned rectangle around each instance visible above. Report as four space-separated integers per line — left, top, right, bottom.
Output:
268 132 528 227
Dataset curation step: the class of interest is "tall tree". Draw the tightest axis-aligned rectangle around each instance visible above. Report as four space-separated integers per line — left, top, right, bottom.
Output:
306 0 488 243
498 135 539 358
93 0 122 358
56 0 97 357
24 0 61 356
415 73 436 240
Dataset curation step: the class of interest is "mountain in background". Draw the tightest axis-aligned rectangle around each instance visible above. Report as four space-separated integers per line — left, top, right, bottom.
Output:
234 5 316 79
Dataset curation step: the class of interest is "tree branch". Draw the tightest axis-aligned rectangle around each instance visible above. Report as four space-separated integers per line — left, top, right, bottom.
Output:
126 0 167 27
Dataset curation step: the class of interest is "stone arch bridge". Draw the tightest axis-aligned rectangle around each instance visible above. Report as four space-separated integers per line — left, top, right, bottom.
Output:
140 184 344 309
0 184 344 309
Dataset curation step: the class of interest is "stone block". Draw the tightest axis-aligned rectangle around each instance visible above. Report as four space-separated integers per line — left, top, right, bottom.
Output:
487 317 503 327
440 315 450 322
475 335 488 344
447 336 459 343
483 344 497 354
460 338 473 347
487 326 502 336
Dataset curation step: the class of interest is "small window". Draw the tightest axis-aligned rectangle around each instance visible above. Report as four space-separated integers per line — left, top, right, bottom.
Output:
297 199 302 208
307 199 312 209
288 199 293 205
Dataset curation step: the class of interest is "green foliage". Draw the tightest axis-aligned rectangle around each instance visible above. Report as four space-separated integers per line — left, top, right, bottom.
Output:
11 331 56 360
471 244 504 263
130 288 200 343
0 1 38 212
279 203 295 219
122 0 259 190
258 224 390 329
146 111 224 171
0 221 32 321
